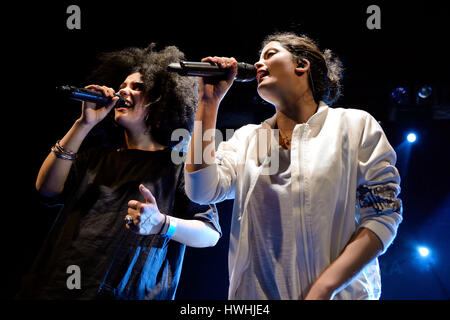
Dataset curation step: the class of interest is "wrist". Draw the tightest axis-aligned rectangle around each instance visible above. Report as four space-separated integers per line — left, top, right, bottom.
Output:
75 118 95 132
306 280 336 300
198 98 220 110
161 215 177 239
156 214 167 235
196 101 219 125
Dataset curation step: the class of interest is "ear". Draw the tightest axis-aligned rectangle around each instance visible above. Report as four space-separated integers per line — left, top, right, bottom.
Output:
144 95 161 108
295 58 310 76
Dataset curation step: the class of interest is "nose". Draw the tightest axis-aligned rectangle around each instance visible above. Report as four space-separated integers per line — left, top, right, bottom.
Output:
254 60 264 70
118 86 131 97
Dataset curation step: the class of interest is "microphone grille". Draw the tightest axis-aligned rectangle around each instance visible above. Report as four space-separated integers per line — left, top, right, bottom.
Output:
236 62 256 82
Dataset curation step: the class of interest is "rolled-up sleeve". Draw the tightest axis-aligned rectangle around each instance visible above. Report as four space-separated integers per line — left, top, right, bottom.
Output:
356 114 403 254
185 125 254 205
184 163 227 205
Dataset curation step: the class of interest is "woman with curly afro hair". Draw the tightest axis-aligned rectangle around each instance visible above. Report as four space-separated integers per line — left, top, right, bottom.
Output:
19 44 221 300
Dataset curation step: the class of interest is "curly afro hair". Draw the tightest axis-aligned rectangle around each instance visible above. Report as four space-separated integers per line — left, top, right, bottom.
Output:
261 32 343 106
87 43 198 149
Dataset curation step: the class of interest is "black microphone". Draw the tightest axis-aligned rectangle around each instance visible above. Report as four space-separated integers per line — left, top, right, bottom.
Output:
56 85 128 108
167 61 256 82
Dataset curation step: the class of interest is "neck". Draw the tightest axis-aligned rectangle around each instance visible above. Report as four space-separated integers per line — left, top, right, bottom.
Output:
274 89 319 151
124 129 166 151
275 88 318 124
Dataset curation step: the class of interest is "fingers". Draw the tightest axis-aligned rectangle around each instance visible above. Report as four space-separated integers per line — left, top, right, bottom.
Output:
201 56 238 70
125 217 139 233
125 206 142 233
126 196 150 231
83 85 118 111
199 56 238 101
125 206 155 235
84 84 116 98
128 200 145 214
125 185 161 235
127 185 156 213
106 96 120 111
139 184 156 204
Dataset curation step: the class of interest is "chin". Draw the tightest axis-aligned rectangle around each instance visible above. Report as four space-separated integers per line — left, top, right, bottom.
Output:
114 114 130 127
257 86 277 105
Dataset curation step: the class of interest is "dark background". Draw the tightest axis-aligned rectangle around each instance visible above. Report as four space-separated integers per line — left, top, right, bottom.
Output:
5 1 449 300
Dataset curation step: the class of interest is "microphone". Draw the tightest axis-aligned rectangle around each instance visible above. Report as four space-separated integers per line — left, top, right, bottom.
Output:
56 85 128 108
167 61 256 82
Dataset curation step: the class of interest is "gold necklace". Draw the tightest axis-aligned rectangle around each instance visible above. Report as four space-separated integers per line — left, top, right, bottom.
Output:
278 126 292 150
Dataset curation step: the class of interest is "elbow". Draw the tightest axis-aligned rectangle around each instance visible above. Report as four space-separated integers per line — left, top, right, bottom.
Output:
184 164 222 205
191 230 220 248
184 186 200 203
185 188 214 206
207 231 220 247
35 180 62 198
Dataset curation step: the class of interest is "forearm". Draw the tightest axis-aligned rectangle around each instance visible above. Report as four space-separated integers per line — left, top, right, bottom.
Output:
186 101 219 173
306 227 383 299
36 119 93 196
163 216 220 248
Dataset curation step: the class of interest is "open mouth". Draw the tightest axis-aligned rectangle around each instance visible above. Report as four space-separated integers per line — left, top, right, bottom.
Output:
115 99 133 109
257 69 269 84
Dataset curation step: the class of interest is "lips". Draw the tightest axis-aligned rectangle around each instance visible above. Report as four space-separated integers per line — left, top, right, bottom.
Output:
257 69 269 84
115 100 133 113
117 99 133 108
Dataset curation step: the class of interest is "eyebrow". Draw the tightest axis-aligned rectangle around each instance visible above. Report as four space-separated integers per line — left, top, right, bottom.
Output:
260 47 277 58
119 81 144 88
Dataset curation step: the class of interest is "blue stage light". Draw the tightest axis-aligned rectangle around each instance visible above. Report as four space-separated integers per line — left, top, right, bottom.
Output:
418 86 432 99
391 87 409 105
418 246 430 257
407 132 417 143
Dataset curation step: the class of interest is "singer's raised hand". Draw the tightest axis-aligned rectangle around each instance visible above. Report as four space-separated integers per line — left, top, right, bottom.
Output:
79 84 119 127
186 57 237 173
199 57 238 105
126 184 165 235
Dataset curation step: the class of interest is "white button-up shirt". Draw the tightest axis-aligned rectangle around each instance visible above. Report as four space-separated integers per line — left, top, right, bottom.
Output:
185 102 403 299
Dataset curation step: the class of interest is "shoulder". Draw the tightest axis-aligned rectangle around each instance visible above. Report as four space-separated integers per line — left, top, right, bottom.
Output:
327 107 380 129
329 106 372 121
232 123 261 138
73 146 112 165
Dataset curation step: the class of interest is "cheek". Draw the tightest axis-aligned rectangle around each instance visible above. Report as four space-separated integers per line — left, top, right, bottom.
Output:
272 61 296 80
269 53 297 75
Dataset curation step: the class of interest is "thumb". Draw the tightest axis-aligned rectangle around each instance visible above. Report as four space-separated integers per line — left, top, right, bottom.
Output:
139 184 155 204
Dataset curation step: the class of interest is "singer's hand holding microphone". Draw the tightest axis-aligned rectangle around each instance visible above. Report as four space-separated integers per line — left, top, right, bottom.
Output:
78 84 119 127
198 57 238 106
58 56 256 116
167 56 256 108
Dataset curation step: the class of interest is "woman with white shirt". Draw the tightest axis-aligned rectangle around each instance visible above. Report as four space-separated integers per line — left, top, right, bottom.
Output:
185 32 402 300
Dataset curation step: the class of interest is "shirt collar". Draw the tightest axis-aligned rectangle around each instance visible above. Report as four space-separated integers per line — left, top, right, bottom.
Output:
262 101 329 129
